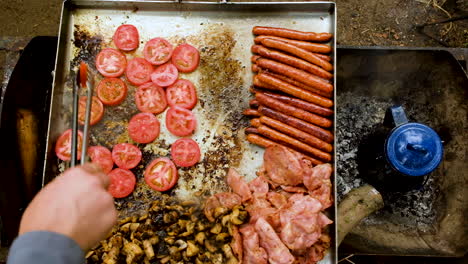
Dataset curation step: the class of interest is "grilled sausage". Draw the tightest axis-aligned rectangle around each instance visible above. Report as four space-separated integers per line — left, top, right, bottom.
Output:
255 58 333 93
257 125 331 162
259 116 332 153
243 109 261 117
251 45 332 80
246 133 275 148
249 99 259 108
256 73 333 108
251 55 261 64
252 65 332 98
261 38 333 71
245 127 259 135
255 93 332 128
258 106 333 143
262 91 333 117
252 64 260 73
252 26 332 42
254 35 332 54
251 118 261 128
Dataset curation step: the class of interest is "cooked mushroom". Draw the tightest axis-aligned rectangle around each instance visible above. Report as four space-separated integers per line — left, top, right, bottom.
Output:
164 236 175 245
210 223 222 234
149 236 159 245
175 239 188 250
142 240 155 259
122 241 143 264
205 239 217 253
186 240 199 257
195 232 206 245
216 233 230 243
214 206 228 218
230 207 248 225
160 256 171 264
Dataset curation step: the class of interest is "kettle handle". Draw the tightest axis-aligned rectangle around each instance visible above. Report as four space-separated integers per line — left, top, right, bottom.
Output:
384 105 408 128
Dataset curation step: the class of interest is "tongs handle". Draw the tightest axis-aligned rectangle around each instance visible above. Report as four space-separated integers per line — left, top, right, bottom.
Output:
71 62 93 167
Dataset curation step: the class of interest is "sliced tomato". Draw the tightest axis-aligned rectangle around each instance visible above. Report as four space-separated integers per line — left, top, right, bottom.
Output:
135 82 167 114
144 157 178 192
96 48 127 77
78 96 104 126
88 146 114 174
143 38 173 65
151 63 178 87
55 129 83 161
171 138 201 167
128 113 160 144
171 44 200 73
108 168 136 198
126 57 153 86
96 78 127 106
166 79 197 109
165 106 197 137
112 143 142 170
79 62 88 88
113 24 139 51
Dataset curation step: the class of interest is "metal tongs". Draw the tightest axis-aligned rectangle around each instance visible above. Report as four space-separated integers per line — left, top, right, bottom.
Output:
70 62 94 167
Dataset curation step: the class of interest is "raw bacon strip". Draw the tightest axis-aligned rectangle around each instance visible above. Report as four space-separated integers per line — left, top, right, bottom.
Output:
227 168 252 202
240 225 268 264
255 217 295 264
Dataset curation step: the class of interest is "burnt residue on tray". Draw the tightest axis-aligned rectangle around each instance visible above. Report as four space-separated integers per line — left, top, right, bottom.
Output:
71 24 102 70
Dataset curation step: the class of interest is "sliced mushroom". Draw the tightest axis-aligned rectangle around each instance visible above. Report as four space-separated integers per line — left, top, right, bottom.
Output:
160 256 171 264
186 240 199 257
149 236 159 245
195 232 206 245
142 240 155 260
222 244 234 258
230 207 248 225
210 223 222 234
122 241 143 264
175 239 188 250
216 233 230 243
214 206 228 218
205 239 217 253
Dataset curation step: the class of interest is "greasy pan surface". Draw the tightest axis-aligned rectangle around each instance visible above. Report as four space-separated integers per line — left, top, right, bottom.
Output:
43 1 336 262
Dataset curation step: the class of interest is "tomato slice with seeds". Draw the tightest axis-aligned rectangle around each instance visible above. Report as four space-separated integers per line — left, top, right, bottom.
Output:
171 138 201 167
128 113 160 144
108 168 136 198
96 78 127 106
96 48 127 78
144 38 173 65
55 129 83 161
166 79 197 109
88 146 114 174
144 157 178 192
113 24 139 51
171 44 200 73
135 82 167 114
126 57 153 86
151 63 178 87
78 96 104 126
165 106 197 137
112 143 142 170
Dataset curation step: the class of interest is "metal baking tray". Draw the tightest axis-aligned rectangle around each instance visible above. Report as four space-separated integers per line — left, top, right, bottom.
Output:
42 1 337 262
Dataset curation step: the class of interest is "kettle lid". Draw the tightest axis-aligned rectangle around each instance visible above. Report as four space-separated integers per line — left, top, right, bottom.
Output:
385 123 443 177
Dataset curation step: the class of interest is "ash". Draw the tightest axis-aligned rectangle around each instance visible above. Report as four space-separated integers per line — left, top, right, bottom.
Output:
337 93 440 232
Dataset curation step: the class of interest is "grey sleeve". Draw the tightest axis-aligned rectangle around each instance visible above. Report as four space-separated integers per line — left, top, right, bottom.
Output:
7 231 85 264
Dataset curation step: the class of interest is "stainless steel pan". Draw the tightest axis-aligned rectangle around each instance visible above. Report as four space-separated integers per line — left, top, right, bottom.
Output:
43 1 337 262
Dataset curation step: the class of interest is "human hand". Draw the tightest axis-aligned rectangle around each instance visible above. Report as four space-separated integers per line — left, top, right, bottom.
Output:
19 164 117 251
